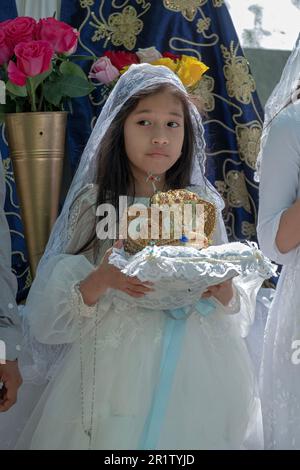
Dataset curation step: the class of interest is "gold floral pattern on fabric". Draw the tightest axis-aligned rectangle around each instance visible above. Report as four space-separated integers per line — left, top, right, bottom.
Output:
241 221 256 238
3 156 31 287
91 6 143 50
226 171 251 212
193 74 215 112
163 0 206 21
80 0 94 8
217 171 251 213
196 17 211 34
24 270 32 289
215 180 226 197
135 0 151 7
91 21 108 43
236 124 262 170
212 0 224 7
2 157 10 178
221 42 256 104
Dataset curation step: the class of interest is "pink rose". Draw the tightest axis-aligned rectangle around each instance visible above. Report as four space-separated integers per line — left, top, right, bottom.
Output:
4 17 36 50
8 40 54 86
0 19 14 29
36 18 79 55
0 28 13 65
89 57 119 84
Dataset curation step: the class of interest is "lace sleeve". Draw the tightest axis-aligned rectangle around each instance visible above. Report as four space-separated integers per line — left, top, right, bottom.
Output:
65 183 99 255
26 254 100 345
71 282 98 318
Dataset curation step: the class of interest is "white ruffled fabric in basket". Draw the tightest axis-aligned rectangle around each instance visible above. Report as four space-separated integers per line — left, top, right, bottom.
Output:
109 242 276 310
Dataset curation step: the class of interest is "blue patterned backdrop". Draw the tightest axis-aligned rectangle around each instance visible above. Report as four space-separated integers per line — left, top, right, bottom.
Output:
1 0 264 299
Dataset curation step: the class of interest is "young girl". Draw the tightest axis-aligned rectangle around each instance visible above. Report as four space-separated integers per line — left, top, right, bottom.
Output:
17 63 262 450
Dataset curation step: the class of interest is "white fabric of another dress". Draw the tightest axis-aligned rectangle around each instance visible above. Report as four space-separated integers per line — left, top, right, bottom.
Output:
258 101 300 449
15 0 61 20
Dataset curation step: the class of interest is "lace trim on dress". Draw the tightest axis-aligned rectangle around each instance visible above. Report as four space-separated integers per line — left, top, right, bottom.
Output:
71 282 98 318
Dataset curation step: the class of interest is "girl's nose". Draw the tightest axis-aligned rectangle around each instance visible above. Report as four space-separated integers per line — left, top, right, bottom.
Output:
151 135 168 145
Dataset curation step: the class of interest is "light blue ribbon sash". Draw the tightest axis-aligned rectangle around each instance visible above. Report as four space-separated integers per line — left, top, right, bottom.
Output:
138 298 216 450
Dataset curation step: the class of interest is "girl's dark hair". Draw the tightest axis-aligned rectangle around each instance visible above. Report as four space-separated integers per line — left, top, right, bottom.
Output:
76 83 204 255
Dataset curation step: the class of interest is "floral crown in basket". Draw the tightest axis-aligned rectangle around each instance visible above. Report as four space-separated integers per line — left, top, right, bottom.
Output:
123 189 217 255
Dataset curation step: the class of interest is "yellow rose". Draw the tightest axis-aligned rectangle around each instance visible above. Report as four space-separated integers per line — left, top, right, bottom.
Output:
120 65 130 74
150 57 177 72
176 55 209 88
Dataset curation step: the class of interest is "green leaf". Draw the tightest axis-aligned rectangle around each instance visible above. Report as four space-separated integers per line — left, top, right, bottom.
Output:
59 75 95 98
28 66 53 94
43 79 63 107
59 61 87 80
43 74 95 107
6 81 27 97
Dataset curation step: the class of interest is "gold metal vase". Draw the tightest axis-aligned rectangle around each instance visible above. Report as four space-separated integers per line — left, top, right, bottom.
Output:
5 112 67 277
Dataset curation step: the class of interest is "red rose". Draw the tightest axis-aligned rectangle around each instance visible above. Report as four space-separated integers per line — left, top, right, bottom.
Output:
8 40 54 86
36 17 79 55
162 52 181 61
4 17 36 50
0 28 13 65
0 19 13 29
104 51 139 70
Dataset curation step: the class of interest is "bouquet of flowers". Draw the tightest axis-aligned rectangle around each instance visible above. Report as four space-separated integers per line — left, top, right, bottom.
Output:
0 16 95 121
88 46 209 89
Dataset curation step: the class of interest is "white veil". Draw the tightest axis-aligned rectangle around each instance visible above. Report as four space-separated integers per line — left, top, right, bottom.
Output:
255 34 300 181
22 63 224 383
40 63 224 268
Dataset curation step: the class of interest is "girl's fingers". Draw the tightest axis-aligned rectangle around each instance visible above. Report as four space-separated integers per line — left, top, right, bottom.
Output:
202 291 212 298
126 283 153 294
0 381 17 412
103 240 122 261
129 278 154 288
103 248 113 262
124 288 145 298
207 285 219 293
121 274 154 288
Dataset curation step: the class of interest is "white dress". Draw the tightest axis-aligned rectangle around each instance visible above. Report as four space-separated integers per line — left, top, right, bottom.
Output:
16 185 262 450
258 102 300 449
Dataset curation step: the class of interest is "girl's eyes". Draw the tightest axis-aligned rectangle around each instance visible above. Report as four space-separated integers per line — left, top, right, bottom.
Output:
137 120 151 126
137 120 180 128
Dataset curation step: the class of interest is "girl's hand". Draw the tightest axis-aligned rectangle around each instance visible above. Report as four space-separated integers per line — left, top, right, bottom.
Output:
97 240 154 297
202 279 233 306
0 360 23 412
79 240 154 305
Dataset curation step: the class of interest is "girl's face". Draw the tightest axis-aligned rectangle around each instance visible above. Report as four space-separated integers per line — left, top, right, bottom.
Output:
124 90 185 181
